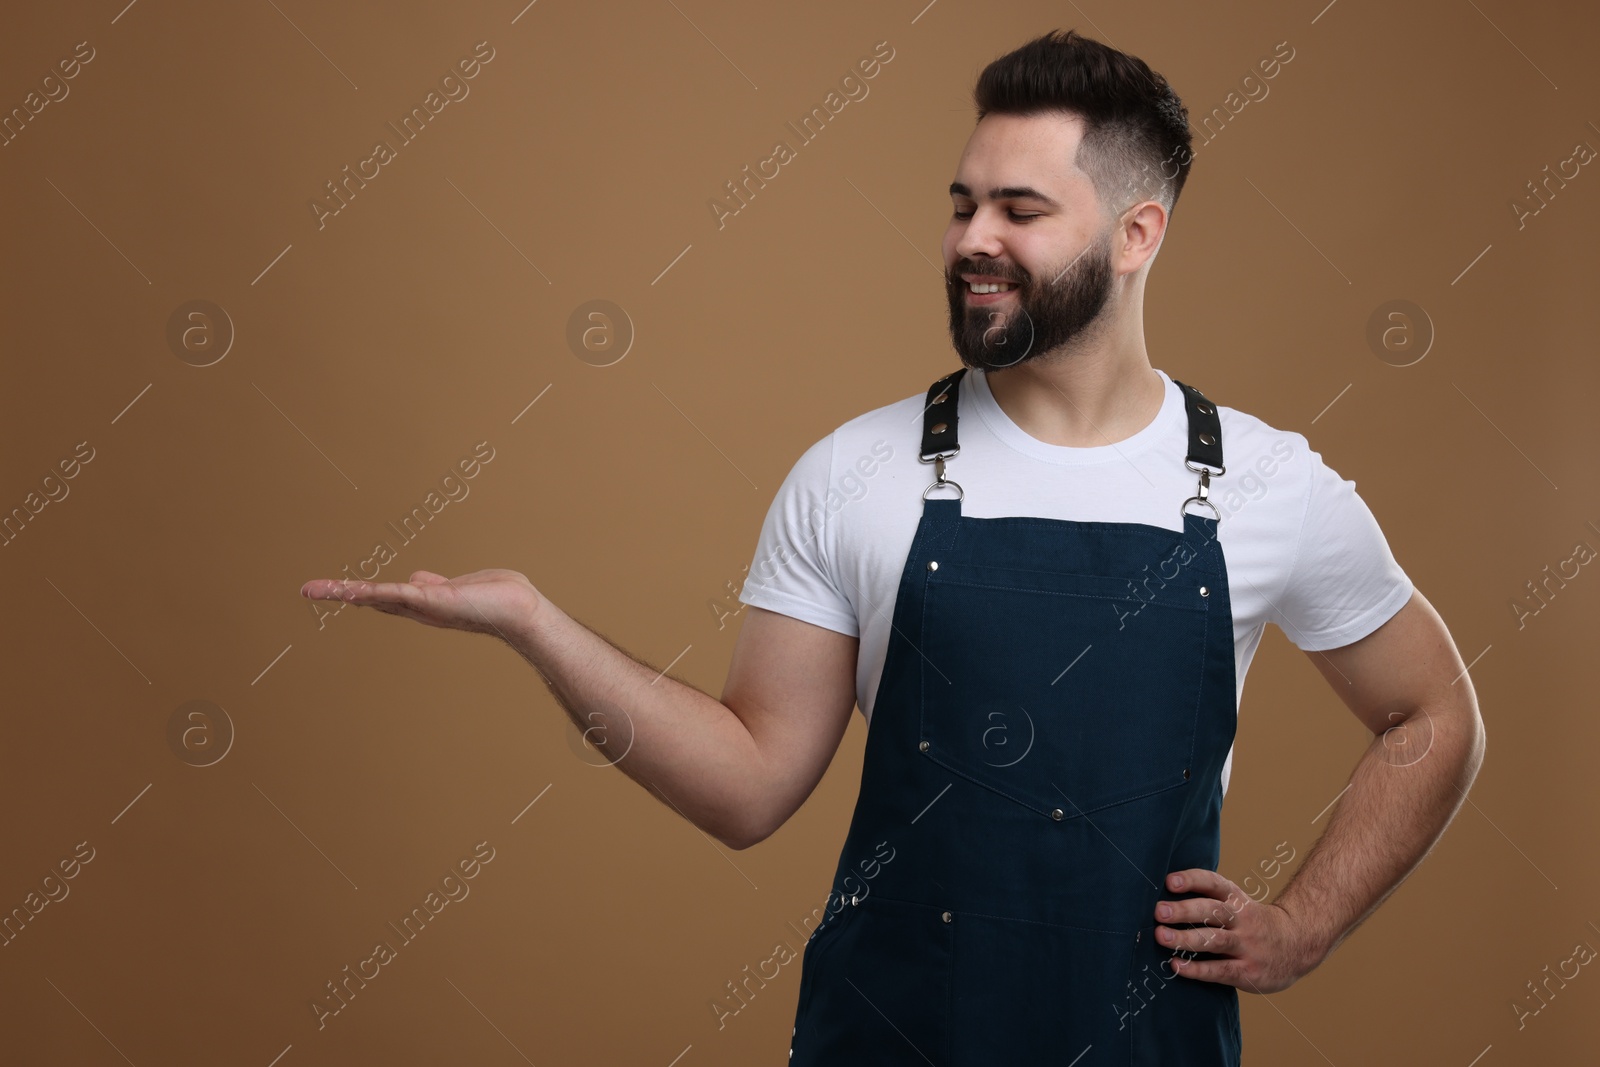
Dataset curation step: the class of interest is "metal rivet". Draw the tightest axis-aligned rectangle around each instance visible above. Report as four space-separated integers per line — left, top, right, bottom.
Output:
919 740 930 752
1196 402 1213 415
851 895 860 906
1135 930 1142 942
928 560 939 571
1182 768 1190 780
1199 432 1216 446
931 421 949 435
1199 585 1209 597
1050 808 1064 821
941 911 953 923
933 391 949 405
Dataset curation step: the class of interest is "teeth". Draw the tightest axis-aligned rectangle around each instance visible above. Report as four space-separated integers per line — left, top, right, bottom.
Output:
968 281 1017 293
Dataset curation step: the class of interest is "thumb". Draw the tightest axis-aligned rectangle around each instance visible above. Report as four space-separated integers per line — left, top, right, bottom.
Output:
409 570 450 585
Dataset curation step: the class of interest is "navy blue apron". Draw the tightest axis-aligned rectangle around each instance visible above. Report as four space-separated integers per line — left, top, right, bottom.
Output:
789 368 1241 1065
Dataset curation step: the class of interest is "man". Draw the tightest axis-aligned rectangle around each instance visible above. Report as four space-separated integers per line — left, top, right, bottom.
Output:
302 29 1484 1066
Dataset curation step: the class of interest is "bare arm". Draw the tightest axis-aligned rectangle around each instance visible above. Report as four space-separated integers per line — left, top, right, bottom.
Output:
1270 589 1486 958
301 571 858 850
1154 589 1487 991
504 597 858 849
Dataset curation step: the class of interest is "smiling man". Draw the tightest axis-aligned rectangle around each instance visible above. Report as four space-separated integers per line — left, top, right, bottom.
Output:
301 28 1484 1067
944 162 1118 375
767 29 1483 1065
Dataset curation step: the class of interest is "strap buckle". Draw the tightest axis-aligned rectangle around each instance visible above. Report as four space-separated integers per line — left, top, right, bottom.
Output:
920 369 967 499
1181 467 1222 522
923 453 965 500
1174 378 1225 525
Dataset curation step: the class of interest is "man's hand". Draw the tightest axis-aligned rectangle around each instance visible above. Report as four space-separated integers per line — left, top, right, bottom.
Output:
1154 868 1323 994
300 568 542 639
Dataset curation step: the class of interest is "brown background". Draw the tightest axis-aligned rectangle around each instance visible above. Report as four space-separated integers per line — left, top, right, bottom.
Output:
1 0 1595 1063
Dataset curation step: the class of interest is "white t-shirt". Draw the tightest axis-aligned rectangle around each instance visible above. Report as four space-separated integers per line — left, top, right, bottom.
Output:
736 366 1414 794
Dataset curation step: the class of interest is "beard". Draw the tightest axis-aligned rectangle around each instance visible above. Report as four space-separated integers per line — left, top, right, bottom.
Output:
945 227 1116 371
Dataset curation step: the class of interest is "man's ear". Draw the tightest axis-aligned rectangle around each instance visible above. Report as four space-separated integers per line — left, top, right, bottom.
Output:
1116 199 1169 274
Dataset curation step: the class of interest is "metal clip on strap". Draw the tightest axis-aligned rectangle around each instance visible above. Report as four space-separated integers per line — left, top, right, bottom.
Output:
917 369 1222 517
921 368 967 500
1172 378 1224 523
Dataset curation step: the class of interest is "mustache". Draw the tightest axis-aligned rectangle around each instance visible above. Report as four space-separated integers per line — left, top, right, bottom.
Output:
950 264 1029 286
950 237 1103 290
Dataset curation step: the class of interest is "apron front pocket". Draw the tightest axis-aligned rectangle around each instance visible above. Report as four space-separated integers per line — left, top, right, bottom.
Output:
1126 929 1242 1066
919 560 1212 820
789 894 953 1066
947 909 1135 1065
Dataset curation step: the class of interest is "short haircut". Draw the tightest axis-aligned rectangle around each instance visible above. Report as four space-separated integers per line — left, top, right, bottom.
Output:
972 29 1194 222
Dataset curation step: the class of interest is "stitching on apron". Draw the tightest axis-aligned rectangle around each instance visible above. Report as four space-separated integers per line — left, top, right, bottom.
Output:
868 892 1139 937
929 577 1209 610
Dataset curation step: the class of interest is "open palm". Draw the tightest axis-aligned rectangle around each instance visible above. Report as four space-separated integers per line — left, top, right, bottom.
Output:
300 569 541 638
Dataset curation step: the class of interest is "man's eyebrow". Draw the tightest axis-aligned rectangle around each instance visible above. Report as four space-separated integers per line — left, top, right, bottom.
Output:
948 181 1062 209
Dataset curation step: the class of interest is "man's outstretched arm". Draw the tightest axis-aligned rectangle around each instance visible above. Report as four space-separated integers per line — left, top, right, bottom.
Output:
1153 589 1487 992
300 571 859 850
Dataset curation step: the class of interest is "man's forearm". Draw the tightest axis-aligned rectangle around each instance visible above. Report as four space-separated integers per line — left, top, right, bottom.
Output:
503 595 767 848
1272 700 1486 966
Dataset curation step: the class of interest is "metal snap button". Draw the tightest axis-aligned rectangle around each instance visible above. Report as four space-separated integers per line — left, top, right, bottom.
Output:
919 740 930 752
851 895 860 906
1199 585 1209 597
1050 808 1064 821
941 911 953 923
928 560 939 571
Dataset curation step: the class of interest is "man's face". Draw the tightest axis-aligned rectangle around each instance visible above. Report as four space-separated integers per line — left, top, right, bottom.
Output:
942 112 1120 371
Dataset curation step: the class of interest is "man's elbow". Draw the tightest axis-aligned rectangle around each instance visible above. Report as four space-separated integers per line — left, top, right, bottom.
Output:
719 814 778 852
721 828 767 852
1428 694 1486 787
1377 695 1484 784
720 789 804 850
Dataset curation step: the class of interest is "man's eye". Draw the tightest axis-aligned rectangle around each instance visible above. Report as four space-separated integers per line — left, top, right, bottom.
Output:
952 209 1040 222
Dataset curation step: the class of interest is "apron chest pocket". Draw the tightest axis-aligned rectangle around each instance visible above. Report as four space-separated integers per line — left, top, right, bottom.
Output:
918 560 1212 820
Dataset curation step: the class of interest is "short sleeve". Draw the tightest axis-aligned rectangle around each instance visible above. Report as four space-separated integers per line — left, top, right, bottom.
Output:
1269 446 1414 652
736 432 860 637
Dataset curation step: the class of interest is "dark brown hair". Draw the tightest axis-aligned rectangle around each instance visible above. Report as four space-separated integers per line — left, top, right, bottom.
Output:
973 29 1193 221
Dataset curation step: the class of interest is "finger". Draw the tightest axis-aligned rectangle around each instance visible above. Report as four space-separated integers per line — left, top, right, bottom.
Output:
369 603 450 628
1157 922 1239 956
1166 868 1244 906
1169 955 1249 989
330 580 430 610
301 578 396 603
1155 896 1239 926
356 598 457 630
372 604 458 630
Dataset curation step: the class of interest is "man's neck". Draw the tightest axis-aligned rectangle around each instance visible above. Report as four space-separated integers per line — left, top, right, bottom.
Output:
982 341 1164 449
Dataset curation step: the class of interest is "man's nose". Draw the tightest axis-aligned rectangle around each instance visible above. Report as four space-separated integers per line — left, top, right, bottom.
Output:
955 209 1006 261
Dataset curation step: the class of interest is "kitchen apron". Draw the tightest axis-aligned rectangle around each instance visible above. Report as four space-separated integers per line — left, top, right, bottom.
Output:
789 368 1241 1066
